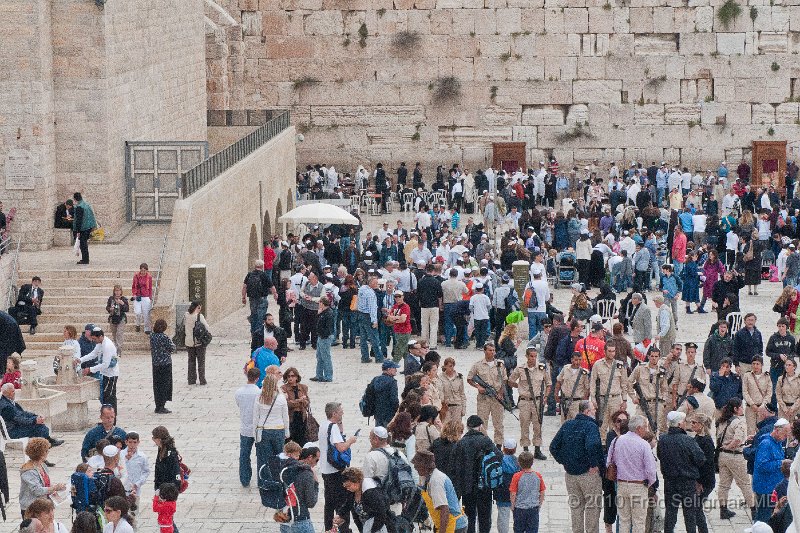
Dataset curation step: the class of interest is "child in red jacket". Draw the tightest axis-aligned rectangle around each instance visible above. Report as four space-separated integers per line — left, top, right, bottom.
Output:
152 483 178 533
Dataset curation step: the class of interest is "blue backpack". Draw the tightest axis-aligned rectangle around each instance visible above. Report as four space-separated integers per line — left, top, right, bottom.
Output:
326 423 351 470
478 447 504 490
70 472 97 514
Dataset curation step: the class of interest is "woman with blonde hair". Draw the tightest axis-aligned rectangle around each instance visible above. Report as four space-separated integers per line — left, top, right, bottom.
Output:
19 438 66 518
105 284 129 356
439 357 466 423
252 374 289 479
689 412 716 531
498 322 522 402
429 419 463 482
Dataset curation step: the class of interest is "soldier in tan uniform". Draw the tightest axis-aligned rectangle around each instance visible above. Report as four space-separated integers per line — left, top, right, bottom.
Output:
439 356 466 423
590 343 629 442
672 342 707 409
509 348 551 459
661 343 682 407
742 357 773 435
776 357 800 421
422 361 442 411
554 351 590 421
628 347 669 434
467 343 507 445
716 398 755 520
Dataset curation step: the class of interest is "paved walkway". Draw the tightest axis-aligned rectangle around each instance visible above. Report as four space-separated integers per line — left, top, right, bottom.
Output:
5 210 780 532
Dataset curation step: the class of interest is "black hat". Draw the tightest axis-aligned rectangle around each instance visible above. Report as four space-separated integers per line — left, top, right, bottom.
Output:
690 378 705 392
685 342 698 349
466 415 484 429
686 396 699 410
90 327 104 337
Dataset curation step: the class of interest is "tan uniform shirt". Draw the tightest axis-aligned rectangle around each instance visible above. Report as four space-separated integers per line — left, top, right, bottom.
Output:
629 364 669 401
590 357 629 398
428 377 443 410
742 371 773 408
662 357 681 388
440 372 467 407
673 362 707 397
557 365 590 400
678 392 717 421
467 358 506 393
776 373 800 411
717 416 747 452
510 363 551 400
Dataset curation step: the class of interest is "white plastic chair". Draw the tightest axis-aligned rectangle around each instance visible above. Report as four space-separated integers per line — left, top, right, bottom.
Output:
726 311 744 333
367 197 380 216
0 416 29 457
349 196 361 213
597 299 617 324
403 193 414 212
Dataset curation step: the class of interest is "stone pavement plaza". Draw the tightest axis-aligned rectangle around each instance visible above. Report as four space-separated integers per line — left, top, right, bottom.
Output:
5 212 782 533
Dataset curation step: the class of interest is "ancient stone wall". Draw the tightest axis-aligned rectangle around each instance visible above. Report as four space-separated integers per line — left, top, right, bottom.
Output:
0 0 207 250
210 0 800 172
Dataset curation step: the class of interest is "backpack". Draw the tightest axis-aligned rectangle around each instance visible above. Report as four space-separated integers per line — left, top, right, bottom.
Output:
178 454 191 493
246 271 266 298
377 448 417 504
259 456 303 510
504 288 519 311
326 423 351 470
359 379 377 419
92 470 114 506
70 472 99 514
395 484 429 533
193 314 213 346
478 447 504 490
523 284 538 310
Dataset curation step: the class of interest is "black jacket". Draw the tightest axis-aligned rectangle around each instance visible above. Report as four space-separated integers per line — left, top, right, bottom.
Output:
766 332 796 374
656 427 705 481
337 481 394 533
452 429 495 497
154 447 182 491
317 307 335 338
695 434 716 493
17 284 44 307
250 324 289 357
430 437 458 482
417 275 443 308
733 327 764 366
550 413 604 476
0 310 25 361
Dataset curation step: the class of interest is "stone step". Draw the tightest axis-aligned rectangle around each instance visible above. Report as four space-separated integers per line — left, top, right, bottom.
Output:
18 277 154 288
18 269 155 280
22 331 153 345
22 287 133 298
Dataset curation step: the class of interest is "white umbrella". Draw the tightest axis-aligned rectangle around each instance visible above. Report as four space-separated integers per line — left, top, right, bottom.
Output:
278 203 359 225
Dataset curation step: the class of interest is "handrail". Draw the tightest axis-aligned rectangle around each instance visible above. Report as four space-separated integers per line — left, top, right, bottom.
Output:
181 110 290 197
2 235 22 310
152 233 169 305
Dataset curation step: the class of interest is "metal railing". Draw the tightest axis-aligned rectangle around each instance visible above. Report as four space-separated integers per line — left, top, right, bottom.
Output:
2 235 21 310
152 233 169 305
182 110 291 197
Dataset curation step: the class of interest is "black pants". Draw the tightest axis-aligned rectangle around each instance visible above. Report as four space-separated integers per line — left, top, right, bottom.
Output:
695 485 713 533
494 308 509 343
634 270 649 292
187 345 206 384
299 306 318 349
577 259 591 284
463 487 493 533
664 478 699 533
602 477 617 526
79 229 91 263
322 471 349 531
152 363 173 410
101 375 118 413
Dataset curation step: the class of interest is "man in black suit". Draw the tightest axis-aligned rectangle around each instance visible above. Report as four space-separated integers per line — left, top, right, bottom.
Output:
10 277 44 334
250 312 289 359
53 199 74 229
0 383 63 446
0 310 24 375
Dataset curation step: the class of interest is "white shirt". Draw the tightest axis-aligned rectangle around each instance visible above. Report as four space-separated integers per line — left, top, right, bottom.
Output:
410 247 433 265
721 194 737 216
80 337 119 377
121 447 150 493
681 172 692 189
726 231 739 251
527 279 550 313
416 211 432 230
319 420 346 475
668 170 682 191
362 445 399 481
289 273 308 298
620 236 636 257
252 393 290 441
692 214 707 233
529 261 545 281
235 383 261 437
104 518 134 533
469 293 491 320
761 194 771 211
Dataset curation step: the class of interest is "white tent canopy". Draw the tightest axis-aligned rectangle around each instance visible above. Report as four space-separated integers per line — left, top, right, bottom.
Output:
278 203 359 225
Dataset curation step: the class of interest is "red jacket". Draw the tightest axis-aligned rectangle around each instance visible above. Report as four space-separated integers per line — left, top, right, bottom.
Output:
132 273 153 298
153 495 176 532
577 335 606 370
263 246 276 270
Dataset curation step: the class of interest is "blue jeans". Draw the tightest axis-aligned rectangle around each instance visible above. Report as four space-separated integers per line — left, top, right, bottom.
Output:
255 428 286 485
657 187 666 206
474 319 490 349
239 435 255 486
547 364 563 412
528 311 547 340
770 366 782 405
444 303 457 346
339 236 350 253
513 506 540 533
280 520 315 533
331 308 339 341
250 297 269 334
316 334 334 381
358 312 380 363
341 310 356 347
378 322 391 361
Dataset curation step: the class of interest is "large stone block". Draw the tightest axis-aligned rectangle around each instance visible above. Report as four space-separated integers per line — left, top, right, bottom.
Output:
664 103 701 124
716 33 745 55
303 11 344 35
572 79 622 103
521 104 567 125
564 8 589 33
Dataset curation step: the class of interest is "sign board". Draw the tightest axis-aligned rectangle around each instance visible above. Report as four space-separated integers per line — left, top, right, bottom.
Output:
188 264 207 314
512 260 529 316
5 149 35 190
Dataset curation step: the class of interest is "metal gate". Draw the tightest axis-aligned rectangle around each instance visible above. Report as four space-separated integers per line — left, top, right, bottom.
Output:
125 141 208 222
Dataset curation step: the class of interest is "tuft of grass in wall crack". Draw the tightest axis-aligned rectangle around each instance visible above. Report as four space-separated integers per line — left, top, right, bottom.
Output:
750 6 758 21
292 76 319 90
431 76 462 105
717 0 741 30
358 23 368 47
490 86 498 103
391 31 420 52
555 123 596 143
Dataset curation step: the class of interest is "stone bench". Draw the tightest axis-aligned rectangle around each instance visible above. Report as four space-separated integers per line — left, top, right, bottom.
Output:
53 228 73 247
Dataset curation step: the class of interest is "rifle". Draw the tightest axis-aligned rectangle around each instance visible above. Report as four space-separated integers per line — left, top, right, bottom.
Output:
472 374 520 420
675 366 699 408
632 382 656 433
595 377 603 425
563 368 586 419
538 373 546 426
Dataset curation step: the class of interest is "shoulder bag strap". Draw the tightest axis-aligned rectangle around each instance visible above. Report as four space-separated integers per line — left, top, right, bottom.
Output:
717 421 731 451
524 368 537 405
258 395 279 429
604 360 617 403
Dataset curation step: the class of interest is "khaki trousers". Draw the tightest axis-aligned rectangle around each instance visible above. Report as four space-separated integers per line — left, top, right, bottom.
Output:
617 481 649 533
599 394 623 443
562 398 582 422
420 307 439 348
639 400 668 434
518 397 543 447
476 394 504 445
717 452 754 507
443 403 464 424
745 405 760 436
565 472 602 533
109 321 126 356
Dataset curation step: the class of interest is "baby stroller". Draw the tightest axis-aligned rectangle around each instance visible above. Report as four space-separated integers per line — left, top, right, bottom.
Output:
557 251 577 287
762 249 776 281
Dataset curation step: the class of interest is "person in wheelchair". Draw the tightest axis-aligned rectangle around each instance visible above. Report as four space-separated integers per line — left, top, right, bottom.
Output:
9 276 44 335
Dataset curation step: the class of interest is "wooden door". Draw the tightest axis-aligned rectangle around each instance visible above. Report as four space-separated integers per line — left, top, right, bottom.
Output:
492 142 526 174
752 140 787 190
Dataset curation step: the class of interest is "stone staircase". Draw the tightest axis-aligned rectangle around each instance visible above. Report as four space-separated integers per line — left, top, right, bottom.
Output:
17 268 159 359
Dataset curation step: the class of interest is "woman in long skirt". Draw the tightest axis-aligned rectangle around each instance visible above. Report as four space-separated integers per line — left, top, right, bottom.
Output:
150 319 175 414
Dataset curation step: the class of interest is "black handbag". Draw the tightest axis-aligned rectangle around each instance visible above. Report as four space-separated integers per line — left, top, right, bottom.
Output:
192 313 213 346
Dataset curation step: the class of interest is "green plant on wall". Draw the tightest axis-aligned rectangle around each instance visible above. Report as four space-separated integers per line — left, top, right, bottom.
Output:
432 76 462 104
750 6 758 21
490 86 498 103
358 23 368 47
717 0 741 29
772 62 780 71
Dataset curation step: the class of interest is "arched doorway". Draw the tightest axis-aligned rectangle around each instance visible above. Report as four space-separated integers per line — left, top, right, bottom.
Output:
275 199 283 237
248 224 259 267
262 209 272 245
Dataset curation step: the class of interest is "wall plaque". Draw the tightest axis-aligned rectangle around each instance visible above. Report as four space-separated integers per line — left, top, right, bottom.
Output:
5 149 35 190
